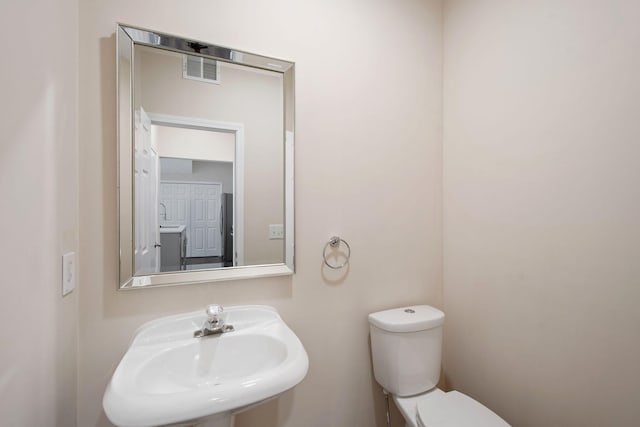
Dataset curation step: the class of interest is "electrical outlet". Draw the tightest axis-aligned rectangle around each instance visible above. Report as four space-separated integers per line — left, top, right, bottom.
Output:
269 224 284 240
62 252 76 296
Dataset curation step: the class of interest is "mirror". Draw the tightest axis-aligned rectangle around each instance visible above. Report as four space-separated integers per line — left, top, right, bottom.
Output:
117 25 294 288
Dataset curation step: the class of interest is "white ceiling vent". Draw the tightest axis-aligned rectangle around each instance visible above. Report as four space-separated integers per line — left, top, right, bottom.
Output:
183 55 220 84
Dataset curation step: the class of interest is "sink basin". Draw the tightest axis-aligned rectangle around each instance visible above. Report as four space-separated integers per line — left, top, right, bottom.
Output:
159 225 186 233
103 305 309 427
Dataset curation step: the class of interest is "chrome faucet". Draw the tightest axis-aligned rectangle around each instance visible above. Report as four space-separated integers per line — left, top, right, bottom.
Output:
194 304 234 338
159 202 167 220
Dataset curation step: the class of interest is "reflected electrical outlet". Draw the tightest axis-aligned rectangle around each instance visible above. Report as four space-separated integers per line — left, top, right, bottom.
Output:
62 252 76 296
269 224 284 240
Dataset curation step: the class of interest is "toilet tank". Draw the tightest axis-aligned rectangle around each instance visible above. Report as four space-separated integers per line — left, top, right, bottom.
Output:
368 305 444 397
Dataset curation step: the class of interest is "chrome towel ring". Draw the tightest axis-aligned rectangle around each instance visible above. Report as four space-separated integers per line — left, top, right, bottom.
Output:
323 236 351 269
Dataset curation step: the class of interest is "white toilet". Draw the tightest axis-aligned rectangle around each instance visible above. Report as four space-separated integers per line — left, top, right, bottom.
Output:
368 305 510 427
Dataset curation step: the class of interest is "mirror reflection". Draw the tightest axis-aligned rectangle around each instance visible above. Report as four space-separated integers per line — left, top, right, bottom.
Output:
117 25 295 288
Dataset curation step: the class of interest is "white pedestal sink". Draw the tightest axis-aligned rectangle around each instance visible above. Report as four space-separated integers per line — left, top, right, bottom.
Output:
103 305 309 427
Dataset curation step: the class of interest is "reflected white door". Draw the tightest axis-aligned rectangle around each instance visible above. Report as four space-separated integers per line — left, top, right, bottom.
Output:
134 108 159 274
159 182 190 255
190 184 221 258
160 183 190 224
159 181 222 259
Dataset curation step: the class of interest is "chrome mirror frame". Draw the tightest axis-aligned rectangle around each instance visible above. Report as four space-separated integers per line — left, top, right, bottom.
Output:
116 24 295 289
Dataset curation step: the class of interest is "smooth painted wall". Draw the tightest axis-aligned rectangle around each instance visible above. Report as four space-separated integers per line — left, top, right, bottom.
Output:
443 1 640 425
154 126 235 163
0 0 79 425
78 1 443 426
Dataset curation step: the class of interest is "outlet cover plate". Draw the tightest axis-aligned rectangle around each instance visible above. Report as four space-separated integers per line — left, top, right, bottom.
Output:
62 252 76 296
269 224 284 240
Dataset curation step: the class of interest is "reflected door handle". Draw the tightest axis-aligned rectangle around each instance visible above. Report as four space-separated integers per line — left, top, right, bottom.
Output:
220 205 223 236
154 243 162 248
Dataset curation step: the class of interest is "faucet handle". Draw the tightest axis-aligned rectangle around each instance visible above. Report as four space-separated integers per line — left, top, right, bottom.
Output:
206 304 223 321
194 304 234 338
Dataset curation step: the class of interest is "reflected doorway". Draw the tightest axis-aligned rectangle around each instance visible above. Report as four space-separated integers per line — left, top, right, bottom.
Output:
143 116 245 273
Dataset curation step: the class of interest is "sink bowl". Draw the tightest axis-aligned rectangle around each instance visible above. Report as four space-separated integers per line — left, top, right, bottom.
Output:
103 305 309 427
159 225 186 233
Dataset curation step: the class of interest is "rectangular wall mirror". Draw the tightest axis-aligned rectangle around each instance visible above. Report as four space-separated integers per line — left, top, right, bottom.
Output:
117 24 294 289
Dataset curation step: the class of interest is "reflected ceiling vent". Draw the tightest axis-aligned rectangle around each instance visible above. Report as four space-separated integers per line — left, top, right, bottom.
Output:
183 55 220 84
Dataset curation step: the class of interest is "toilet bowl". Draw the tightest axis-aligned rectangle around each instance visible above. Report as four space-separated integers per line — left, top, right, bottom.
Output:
368 305 510 427
394 388 509 427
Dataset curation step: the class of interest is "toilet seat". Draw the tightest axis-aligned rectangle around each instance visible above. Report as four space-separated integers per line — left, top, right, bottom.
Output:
416 391 509 427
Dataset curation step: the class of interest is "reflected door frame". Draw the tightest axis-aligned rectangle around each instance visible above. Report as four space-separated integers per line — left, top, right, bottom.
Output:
147 112 245 266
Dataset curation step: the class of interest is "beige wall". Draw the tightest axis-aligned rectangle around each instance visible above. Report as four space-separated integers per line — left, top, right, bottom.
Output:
154 126 235 163
443 0 640 425
0 0 79 426
78 1 443 427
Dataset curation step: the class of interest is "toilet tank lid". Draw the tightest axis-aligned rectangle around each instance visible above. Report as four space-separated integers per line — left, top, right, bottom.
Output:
368 305 444 333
